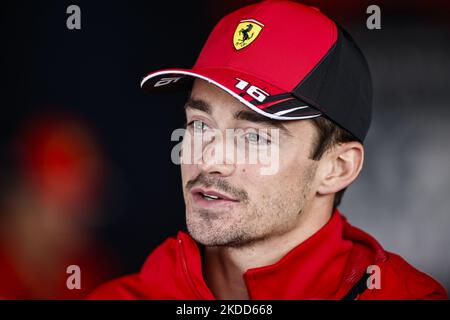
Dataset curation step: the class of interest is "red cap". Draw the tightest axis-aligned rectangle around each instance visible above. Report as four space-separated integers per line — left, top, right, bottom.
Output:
141 0 372 142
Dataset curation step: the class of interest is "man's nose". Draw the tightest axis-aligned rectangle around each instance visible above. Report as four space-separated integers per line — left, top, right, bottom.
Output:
198 135 236 177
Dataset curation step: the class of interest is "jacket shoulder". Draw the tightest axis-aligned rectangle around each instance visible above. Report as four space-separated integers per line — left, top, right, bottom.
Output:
87 274 151 300
87 235 181 300
360 252 448 300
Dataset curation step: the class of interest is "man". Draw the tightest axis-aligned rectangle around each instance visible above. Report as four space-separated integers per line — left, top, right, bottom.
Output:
90 0 447 299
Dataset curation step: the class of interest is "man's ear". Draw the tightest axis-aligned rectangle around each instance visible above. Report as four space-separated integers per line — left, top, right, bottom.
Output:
316 142 364 196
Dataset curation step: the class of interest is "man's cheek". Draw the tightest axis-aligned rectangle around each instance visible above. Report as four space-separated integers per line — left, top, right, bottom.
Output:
181 163 197 180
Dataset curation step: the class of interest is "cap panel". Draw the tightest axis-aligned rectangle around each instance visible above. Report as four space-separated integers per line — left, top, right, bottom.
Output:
194 3 262 69
195 1 338 92
292 28 373 141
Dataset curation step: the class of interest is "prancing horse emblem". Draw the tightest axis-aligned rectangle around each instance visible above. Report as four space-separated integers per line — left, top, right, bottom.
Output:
233 19 264 50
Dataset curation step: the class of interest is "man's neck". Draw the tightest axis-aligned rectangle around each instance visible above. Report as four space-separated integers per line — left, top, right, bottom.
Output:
202 201 333 300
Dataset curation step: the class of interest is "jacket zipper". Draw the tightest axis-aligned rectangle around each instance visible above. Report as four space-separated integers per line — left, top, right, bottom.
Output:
178 238 206 299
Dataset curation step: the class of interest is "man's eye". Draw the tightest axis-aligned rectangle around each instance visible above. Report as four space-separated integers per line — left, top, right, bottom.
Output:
187 120 208 132
245 132 270 145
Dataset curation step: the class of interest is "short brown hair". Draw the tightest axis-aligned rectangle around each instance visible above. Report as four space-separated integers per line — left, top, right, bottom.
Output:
309 116 359 208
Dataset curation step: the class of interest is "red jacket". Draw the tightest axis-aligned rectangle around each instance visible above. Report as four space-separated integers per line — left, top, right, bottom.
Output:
89 210 447 300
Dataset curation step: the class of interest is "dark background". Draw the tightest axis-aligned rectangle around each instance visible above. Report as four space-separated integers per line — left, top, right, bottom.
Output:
1 0 449 293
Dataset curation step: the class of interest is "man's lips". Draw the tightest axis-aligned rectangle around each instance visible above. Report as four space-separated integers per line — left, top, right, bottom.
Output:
190 187 238 201
190 187 239 207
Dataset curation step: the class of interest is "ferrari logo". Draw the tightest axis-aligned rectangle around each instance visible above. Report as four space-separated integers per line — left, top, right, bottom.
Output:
233 19 264 50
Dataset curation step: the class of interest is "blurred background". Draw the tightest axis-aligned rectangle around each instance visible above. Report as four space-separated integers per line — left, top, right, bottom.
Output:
0 0 449 298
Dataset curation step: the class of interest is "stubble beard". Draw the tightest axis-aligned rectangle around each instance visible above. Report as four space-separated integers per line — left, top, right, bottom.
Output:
185 163 318 248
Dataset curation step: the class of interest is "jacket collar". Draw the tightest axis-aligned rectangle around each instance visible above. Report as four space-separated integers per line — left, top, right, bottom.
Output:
141 209 386 299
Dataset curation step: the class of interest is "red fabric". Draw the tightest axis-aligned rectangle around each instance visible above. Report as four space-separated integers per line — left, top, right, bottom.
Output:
194 1 337 92
89 210 447 300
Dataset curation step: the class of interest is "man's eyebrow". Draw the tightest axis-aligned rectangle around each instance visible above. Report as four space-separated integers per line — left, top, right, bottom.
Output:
184 97 293 137
184 97 211 114
234 109 293 137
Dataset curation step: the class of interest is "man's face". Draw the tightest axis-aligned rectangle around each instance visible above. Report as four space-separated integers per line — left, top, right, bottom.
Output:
181 79 320 247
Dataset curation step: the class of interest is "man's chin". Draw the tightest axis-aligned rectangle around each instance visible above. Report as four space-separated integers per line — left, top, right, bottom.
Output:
186 224 254 248
187 225 230 247
185 208 255 247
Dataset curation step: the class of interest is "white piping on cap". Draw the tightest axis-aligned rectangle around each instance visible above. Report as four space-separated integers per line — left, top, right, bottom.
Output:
273 105 309 116
240 19 265 27
140 69 322 121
